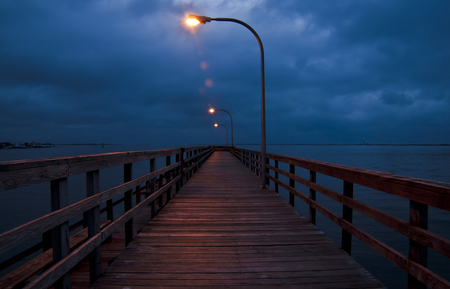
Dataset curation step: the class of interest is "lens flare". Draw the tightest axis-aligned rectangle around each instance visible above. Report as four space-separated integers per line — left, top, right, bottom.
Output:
205 78 213 88
200 61 208 70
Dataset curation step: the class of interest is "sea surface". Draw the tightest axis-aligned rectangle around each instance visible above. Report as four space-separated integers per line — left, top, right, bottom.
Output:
1 144 449 288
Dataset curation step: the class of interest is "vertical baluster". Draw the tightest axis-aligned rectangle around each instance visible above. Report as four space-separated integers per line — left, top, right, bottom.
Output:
189 150 193 179
257 155 260 178
179 148 185 189
150 158 156 220
251 153 255 173
124 163 133 246
274 160 279 194
158 174 163 208
166 155 171 203
50 178 70 289
193 150 198 174
176 152 180 193
266 157 270 186
289 165 295 207
42 230 52 252
135 184 141 204
408 201 428 289
86 170 101 284
309 170 317 225
342 180 353 255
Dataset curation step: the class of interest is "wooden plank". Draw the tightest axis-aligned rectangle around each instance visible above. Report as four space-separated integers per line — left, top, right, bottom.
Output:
91 151 385 289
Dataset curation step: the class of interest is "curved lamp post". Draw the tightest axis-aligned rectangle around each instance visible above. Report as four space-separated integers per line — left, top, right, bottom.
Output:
209 108 233 154
187 14 267 188
214 123 228 147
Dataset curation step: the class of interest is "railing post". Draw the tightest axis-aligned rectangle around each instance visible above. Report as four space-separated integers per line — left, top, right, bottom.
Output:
274 160 279 194
50 177 70 289
266 157 270 186
189 150 193 179
150 158 156 220
252 153 255 173
86 170 101 284
42 230 52 252
342 180 354 255
158 174 163 208
309 170 317 225
165 155 171 203
289 165 295 207
408 201 428 289
257 155 260 178
124 163 133 246
179 148 185 189
176 152 180 193
135 184 141 204
194 150 198 174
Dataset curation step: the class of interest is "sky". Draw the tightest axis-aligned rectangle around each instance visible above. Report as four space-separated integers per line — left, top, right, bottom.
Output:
1 0 450 148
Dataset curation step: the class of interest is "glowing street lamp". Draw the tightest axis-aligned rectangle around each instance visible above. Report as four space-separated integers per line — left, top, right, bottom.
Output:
209 108 233 153
187 14 267 188
214 123 228 147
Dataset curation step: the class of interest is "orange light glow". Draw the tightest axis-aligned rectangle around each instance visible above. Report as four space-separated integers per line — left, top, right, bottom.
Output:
200 61 208 70
205 78 213 88
214 124 218 127
209 108 215 113
186 18 200 26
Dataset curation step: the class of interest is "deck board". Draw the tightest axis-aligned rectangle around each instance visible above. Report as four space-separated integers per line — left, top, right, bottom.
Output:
91 151 385 288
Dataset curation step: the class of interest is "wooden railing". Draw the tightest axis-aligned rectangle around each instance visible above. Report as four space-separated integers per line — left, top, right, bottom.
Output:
233 146 450 289
0 146 213 289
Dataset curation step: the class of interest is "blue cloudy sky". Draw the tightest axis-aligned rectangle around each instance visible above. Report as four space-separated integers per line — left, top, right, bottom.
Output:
1 0 449 147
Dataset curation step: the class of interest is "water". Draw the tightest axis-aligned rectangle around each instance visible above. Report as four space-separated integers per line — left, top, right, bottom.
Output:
1 144 449 288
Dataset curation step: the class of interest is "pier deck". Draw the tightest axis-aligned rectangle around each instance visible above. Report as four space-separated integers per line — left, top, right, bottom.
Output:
91 151 384 288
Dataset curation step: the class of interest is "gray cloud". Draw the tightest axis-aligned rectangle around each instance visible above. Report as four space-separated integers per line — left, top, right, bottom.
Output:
0 0 449 146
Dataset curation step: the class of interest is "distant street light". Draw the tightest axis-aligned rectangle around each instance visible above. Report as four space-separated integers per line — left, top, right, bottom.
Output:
209 108 233 153
187 14 267 188
214 123 228 147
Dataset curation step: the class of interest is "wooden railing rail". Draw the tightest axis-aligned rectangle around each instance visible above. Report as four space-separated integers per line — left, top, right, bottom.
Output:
232 146 450 289
0 146 213 288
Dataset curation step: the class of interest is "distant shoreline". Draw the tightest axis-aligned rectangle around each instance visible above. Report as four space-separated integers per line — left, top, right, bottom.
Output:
0 143 120 149
237 143 450 146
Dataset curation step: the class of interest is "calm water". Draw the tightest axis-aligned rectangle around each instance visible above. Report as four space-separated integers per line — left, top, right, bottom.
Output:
1 144 449 288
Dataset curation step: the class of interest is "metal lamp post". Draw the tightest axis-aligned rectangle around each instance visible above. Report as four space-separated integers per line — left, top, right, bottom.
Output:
214 123 228 147
187 14 267 188
209 108 234 155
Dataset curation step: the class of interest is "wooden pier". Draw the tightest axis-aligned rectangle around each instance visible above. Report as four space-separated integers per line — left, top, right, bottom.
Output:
1 146 449 288
91 151 384 288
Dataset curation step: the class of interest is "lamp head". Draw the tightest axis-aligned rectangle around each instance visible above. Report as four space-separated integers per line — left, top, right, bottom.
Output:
209 108 215 113
186 14 211 26
214 123 218 127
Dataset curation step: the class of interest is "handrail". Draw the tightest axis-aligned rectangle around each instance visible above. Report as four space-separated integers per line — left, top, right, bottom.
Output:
0 146 214 288
232 146 450 289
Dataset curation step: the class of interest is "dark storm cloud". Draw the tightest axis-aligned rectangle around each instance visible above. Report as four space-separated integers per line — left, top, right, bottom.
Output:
0 0 449 146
